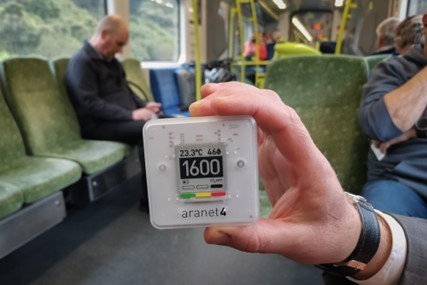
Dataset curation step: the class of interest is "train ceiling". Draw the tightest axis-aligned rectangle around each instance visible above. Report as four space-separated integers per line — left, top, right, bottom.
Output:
257 0 341 16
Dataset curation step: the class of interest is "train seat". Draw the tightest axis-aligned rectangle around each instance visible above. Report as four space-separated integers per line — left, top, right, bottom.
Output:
1 57 141 205
364 54 391 72
121 58 155 102
0 183 23 220
0 86 81 205
265 55 370 194
149 68 190 117
0 86 81 259
1 57 128 174
174 65 196 112
273 41 321 59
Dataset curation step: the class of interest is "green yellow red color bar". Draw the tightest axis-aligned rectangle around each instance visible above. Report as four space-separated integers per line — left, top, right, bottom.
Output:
180 191 226 199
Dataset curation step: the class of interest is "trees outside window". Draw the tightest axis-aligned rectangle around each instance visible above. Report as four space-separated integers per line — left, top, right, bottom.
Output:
0 0 180 62
129 0 180 62
0 0 105 60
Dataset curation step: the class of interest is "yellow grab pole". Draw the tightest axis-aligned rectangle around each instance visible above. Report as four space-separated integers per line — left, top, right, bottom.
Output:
192 0 202 101
335 0 357 55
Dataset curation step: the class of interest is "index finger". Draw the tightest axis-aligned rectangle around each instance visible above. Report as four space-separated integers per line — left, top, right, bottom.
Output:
190 82 322 165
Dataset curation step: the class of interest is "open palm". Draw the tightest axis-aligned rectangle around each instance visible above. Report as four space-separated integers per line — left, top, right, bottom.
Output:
189 82 360 265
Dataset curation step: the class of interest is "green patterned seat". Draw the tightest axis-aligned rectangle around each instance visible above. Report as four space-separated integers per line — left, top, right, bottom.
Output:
0 88 81 206
0 157 81 204
49 57 71 103
0 183 22 220
121 58 154 102
265 55 370 194
0 57 129 175
364 54 391 72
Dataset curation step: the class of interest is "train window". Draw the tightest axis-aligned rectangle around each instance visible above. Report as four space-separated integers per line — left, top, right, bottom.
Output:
129 0 180 62
0 0 106 60
407 0 427 15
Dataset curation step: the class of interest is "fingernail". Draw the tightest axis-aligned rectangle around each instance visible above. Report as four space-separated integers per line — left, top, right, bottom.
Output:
211 231 230 245
189 101 200 115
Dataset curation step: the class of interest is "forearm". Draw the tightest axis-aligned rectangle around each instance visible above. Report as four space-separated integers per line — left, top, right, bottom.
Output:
82 95 133 121
384 67 427 131
358 98 402 141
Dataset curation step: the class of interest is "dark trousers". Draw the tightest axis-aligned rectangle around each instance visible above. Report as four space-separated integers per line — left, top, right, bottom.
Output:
82 120 149 208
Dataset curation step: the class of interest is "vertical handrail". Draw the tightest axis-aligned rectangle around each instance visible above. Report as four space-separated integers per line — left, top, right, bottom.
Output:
192 0 202 101
235 0 261 84
335 0 358 54
228 8 237 59
235 0 245 81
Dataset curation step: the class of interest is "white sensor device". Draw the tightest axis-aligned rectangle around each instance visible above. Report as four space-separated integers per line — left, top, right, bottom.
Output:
143 115 259 229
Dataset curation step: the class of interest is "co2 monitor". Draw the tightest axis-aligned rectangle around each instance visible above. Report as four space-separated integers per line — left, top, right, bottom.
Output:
143 116 259 229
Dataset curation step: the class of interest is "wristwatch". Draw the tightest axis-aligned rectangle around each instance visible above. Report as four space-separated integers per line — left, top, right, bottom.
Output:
415 116 427 138
317 193 381 276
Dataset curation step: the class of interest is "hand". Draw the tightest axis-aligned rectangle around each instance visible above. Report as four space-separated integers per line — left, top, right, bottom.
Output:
145 102 162 114
189 82 362 265
373 128 416 154
132 108 154 121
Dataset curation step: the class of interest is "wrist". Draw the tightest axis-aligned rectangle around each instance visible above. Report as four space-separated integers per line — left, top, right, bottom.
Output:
332 193 363 263
317 193 381 276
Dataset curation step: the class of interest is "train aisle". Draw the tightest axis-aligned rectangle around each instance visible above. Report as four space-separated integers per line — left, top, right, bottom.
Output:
0 177 322 285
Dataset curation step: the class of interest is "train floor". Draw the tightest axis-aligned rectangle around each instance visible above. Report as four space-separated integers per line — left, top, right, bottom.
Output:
0 177 323 285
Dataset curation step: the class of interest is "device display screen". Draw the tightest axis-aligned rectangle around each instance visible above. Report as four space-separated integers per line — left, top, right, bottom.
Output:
176 144 226 200
177 145 224 179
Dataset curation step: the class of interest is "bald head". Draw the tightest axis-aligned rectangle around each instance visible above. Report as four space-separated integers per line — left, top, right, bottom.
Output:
95 14 128 37
90 14 129 59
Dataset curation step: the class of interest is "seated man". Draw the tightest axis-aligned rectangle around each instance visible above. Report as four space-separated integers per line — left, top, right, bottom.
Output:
358 14 427 218
66 14 161 210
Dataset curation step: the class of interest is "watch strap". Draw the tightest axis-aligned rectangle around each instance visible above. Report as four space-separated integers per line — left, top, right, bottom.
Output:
416 127 427 138
415 117 427 138
317 193 381 276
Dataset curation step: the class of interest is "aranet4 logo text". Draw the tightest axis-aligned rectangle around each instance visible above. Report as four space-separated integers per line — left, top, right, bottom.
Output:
181 207 227 218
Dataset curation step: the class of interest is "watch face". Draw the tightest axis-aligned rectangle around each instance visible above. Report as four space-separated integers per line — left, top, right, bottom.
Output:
416 117 427 130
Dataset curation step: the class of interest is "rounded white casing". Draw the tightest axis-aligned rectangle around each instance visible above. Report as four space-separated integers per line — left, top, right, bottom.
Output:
143 115 259 229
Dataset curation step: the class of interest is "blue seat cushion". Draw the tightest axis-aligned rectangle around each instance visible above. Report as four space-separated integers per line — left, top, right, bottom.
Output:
150 68 190 117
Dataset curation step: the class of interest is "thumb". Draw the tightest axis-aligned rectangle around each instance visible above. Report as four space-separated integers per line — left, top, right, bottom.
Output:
204 218 289 254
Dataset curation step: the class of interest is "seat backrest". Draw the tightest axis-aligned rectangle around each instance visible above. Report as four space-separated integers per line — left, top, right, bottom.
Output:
364 54 391 72
50 57 71 99
265 55 370 194
150 68 186 116
174 66 196 111
273 42 321 59
0 87 27 167
0 57 81 155
121 58 154 102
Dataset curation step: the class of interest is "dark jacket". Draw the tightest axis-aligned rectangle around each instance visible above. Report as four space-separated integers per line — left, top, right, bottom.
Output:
358 44 427 198
66 41 146 133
